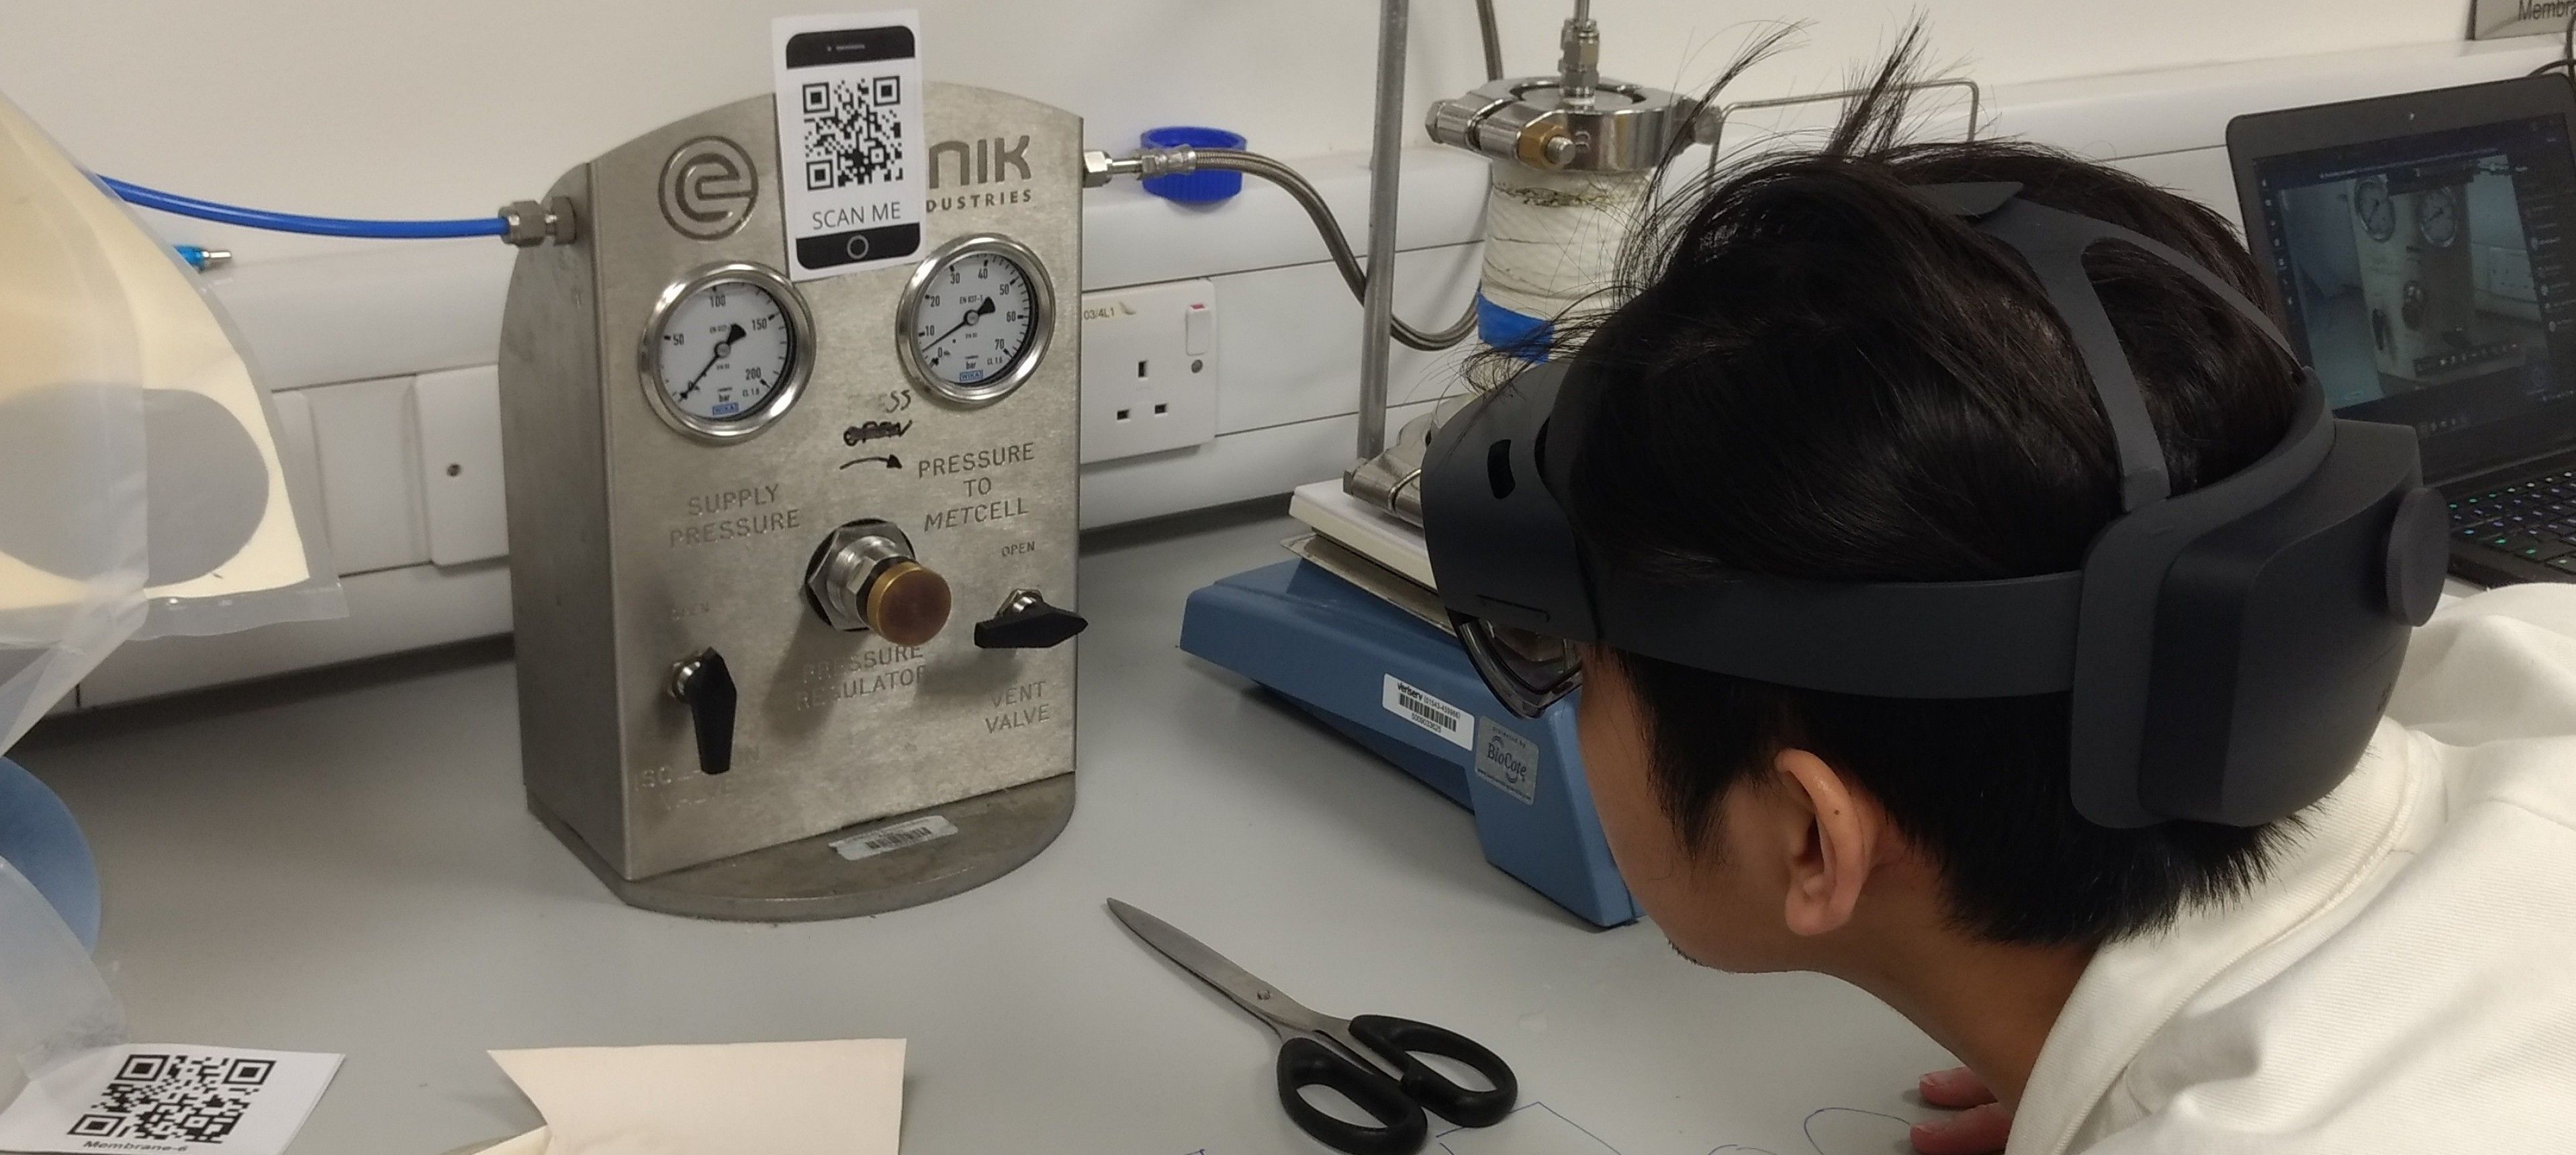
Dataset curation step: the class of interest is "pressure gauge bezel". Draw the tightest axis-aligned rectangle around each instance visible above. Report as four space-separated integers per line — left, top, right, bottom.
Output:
2417 187 2460 248
638 261 816 443
894 232 1056 408
2355 178 2397 243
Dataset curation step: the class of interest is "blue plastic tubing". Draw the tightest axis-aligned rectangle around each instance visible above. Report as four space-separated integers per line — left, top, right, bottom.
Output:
99 177 507 239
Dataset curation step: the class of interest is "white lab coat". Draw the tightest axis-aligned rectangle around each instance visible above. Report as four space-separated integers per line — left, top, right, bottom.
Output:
2010 584 2576 1154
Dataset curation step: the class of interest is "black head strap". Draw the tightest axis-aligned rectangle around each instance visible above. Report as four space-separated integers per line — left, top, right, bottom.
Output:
1914 182 2302 511
1424 180 2415 832
1444 183 2338 703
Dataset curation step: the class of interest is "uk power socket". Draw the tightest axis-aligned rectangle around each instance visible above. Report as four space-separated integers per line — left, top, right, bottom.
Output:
1078 279 1219 463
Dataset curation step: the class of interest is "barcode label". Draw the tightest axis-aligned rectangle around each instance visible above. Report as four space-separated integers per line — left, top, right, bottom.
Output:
772 12 925 280
0 1044 340 1155
832 814 960 861
1382 676 1473 750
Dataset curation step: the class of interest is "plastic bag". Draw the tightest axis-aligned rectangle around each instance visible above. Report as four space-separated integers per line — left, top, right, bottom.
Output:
0 88 342 753
0 853 123 1103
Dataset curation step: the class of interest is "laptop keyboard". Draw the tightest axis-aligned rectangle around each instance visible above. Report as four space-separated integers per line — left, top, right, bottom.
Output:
2451 471 2576 574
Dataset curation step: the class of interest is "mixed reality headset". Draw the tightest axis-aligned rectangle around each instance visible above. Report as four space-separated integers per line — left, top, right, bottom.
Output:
1421 181 2451 829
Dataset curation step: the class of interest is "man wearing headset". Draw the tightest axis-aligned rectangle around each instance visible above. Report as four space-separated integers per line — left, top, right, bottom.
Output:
1421 50 2576 1155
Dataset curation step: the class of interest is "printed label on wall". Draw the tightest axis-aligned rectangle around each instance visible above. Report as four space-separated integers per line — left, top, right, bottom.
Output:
1382 676 1473 750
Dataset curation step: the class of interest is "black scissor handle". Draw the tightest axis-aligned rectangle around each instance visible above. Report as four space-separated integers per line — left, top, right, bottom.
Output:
1348 1014 1520 1127
1276 1035 1430 1155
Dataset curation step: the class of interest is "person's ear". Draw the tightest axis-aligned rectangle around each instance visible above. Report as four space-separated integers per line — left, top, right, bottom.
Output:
1771 747 1881 937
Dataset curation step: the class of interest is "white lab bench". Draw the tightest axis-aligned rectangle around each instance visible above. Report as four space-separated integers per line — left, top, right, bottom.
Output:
18 506 1951 1155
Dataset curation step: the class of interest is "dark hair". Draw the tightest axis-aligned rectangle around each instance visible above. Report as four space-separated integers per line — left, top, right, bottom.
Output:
1557 36 2303 946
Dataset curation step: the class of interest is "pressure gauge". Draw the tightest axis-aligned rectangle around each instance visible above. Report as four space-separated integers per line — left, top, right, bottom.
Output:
2355 179 2397 243
896 233 1055 406
640 263 815 441
2417 187 2460 248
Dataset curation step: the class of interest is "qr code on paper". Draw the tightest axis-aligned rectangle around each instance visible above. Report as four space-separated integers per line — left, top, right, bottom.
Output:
800 76 905 189
66 1052 269 1145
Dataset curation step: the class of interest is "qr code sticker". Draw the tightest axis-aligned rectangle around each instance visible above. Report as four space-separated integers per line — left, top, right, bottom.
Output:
67 1053 269 1145
800 76 905 190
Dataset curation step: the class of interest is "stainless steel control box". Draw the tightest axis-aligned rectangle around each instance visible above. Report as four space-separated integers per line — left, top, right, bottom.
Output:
498 85 1083 919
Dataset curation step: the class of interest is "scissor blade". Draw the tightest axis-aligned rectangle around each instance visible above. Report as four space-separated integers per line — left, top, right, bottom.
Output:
1106 898 1334 1033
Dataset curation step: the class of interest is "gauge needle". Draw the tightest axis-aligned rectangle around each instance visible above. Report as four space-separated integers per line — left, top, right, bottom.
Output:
928 298 997 351
678 324 746 399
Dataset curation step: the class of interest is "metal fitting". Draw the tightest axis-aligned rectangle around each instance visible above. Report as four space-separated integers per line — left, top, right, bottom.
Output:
807 523 913 633
1080 147 1204 188
1557 16 1601 106
175 246 232 272
1081 150 1136 187
804 521 951 647
1082 149 1168 187
668 653 710 701
500 196 580 247
1133 146 1200 179
1425 77 1691 173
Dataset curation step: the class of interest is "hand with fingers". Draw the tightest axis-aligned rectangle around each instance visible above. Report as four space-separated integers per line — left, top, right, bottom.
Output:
1911 1067 2014 1155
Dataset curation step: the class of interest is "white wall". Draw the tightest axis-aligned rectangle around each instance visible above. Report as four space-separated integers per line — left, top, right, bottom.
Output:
0 1 2480 264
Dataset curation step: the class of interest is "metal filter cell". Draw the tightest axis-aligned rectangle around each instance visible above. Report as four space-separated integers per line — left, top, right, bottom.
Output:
498 85 1083 919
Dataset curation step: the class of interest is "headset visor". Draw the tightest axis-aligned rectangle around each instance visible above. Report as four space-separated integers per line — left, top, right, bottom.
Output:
1451 612 1581 718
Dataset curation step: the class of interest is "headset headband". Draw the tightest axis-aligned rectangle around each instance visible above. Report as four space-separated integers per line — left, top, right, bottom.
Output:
1516 183 2335 699
1913 182 2303 508
1422 181 2447 828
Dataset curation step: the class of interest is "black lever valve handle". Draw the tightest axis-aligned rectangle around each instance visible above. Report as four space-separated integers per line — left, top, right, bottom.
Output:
1275 1036 1429 1155
973 592 1089 650
670 649 737 776
1348 1015 1519 1127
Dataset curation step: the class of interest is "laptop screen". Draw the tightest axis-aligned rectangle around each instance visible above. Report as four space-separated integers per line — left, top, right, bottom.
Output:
2249 113 2576 479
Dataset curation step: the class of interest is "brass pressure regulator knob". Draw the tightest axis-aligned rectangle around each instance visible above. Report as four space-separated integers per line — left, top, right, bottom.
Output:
862 559 952 647
805 521 953 647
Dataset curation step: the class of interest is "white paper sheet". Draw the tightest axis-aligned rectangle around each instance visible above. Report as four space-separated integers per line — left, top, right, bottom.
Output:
486 1039 905 1155
0 1044 340 1155
1434 1103 1620 1155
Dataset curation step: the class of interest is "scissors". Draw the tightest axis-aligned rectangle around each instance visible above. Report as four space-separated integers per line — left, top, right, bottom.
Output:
1107 898 1519 1155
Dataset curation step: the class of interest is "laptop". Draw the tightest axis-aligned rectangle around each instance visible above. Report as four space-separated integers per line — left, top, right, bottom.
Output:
2232 75 2576 586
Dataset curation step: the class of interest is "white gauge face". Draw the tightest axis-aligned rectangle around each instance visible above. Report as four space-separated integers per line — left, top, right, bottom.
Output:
2355 179 2397 242
908 250 1041 388
2418 188 2460 248
654 279 798 424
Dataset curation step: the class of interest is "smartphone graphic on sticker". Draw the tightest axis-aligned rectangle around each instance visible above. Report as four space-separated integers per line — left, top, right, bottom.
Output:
772 12 926 281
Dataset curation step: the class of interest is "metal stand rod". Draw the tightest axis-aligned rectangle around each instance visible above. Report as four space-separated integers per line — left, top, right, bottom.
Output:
1698 77 1986 156
1358 0 1411 463
1476 0 1504 80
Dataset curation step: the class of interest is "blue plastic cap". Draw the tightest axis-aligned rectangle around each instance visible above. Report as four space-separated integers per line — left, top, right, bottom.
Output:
1140 126 1248 203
